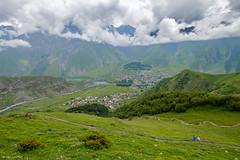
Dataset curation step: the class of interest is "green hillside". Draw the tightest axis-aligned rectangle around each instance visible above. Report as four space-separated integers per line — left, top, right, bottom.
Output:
0 32 126 79
114 70 240 119
147 69 240 95
0 75 77 110
2 37 240 79
119 38 240 74
0 85 239 159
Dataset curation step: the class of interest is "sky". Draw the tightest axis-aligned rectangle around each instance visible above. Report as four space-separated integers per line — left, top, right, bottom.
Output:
0 0 240 47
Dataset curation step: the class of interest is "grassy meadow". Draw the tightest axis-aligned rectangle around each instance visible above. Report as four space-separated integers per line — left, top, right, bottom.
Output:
0 85 239 159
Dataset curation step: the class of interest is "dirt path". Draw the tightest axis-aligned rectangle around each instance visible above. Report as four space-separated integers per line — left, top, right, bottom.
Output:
40 115 240 149
174 119 240 127
139 116 240 128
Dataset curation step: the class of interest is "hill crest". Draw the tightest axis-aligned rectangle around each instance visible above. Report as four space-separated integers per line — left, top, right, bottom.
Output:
147 69 240 95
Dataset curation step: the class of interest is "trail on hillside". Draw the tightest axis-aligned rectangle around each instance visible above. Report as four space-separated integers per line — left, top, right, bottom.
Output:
40 115 240 149
174 119 240 128
139 116 240 128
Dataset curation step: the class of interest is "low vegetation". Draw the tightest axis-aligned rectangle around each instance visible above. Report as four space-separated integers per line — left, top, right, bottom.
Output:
116 79 133 87
65 103 109 117
8 113 36 119
124 62 152 70
0 97 239 159
18 139 44 152
81 133 111 150
115 91 240 119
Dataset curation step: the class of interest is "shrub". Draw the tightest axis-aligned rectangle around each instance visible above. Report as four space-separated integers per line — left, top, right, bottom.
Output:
227 100 240 111
18 139 44 152
81 133 111 150
66 103 109 117
114 91 240 119
175 103 187 113
8 113 36 119
24 113 36 119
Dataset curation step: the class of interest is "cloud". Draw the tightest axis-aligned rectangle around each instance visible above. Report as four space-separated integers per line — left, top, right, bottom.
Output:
0 0 239 46
230 0 240 11
151 0 214 23
0 39 31 48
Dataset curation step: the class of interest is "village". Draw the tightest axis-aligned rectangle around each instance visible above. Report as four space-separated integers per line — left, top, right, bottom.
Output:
66 92 138 109
113 70 169 89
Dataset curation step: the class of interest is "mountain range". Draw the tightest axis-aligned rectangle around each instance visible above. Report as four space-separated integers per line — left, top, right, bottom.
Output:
0 31 126 79
1 24 240 79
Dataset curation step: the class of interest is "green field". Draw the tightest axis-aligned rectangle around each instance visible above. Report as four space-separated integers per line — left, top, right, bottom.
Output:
0 85 239 159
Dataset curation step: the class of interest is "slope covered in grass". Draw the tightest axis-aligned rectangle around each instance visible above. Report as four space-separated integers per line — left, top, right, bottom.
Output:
0 110 239 159
147 69 240 95
119 38 240 74
0 84 239 159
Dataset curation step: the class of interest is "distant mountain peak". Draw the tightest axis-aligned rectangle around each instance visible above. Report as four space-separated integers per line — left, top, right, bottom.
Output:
149 29 159 37
180 26 195 34
0 25 17 40
108 25 135 37
61 22 82 35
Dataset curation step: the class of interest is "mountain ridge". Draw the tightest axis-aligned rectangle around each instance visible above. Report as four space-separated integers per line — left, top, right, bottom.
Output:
1 23 240 78
0 75 78 110
0 32 127 78
146 69 240 95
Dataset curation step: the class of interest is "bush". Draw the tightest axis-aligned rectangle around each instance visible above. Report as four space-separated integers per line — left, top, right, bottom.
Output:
227 100 240 111
66 103 109 117
18 139 44 152
114 91 240 119
8 113 36 119
175 103 187 113
81 133 111 150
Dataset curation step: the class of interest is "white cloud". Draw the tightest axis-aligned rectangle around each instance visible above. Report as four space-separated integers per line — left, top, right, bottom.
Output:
0 39 31 48
0 0 239 46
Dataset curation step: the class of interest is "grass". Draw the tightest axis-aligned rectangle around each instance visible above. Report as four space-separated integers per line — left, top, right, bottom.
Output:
70 81 85 90
157 105 240 126
0 113 239 160
0 85 239 159
34 111 240 146
79 64 120 79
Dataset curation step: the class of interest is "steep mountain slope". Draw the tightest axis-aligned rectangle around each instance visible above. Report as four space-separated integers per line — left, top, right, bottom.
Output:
0 75 77 109
147 69 240 95
1 23 240 78
0 32 126 78
119 38 240 74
